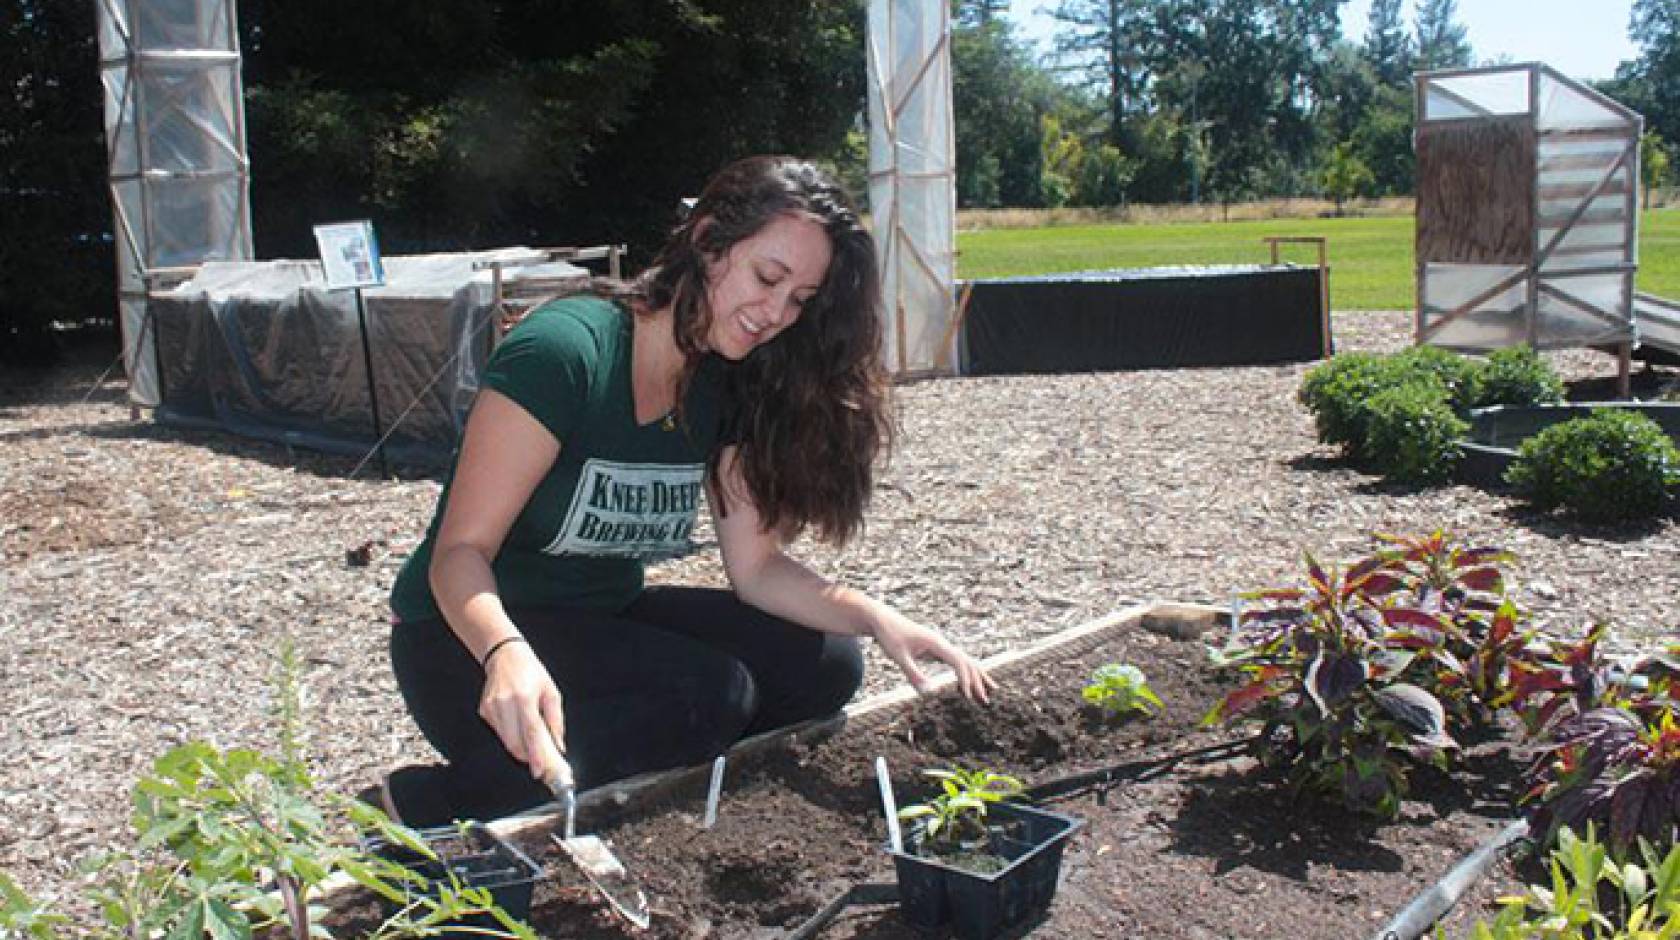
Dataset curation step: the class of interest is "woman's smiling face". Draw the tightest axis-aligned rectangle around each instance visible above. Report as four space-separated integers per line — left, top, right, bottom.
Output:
702 212 832 360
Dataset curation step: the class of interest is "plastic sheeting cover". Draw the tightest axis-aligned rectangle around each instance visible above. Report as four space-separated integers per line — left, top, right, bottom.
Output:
867 0 957 376
1426 69 1530 121
1538 71 1634 130
97 0 250 408
149 251 585 466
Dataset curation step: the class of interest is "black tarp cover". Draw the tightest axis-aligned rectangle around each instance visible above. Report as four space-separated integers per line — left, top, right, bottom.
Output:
959 265 1327 375
148 251 584 466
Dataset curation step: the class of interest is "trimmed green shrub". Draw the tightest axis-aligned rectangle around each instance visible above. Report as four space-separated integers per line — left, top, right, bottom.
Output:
1471 345 1565 409
1363 381 1469 483
1505 409 1680 522
1393 344 1481 413
1299 353 1412 457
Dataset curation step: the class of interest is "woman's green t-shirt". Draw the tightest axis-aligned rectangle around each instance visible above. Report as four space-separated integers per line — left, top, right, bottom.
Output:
389 295 724 621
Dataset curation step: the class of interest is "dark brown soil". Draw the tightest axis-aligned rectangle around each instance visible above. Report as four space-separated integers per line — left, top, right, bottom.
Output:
327 621 1530 938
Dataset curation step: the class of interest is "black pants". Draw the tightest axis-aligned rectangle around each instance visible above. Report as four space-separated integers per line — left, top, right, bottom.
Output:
389 585 864 825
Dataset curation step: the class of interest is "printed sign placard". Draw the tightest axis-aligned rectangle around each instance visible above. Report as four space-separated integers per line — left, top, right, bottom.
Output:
313 220 385 290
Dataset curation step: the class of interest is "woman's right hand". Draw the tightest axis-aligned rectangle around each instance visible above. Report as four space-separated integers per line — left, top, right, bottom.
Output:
477 640 569 787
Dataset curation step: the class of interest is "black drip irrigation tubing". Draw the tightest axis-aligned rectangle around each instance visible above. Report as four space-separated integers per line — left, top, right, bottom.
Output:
1365 818 1531 940
1022 734 1259 803
780 736 1258 938
782 883 898 940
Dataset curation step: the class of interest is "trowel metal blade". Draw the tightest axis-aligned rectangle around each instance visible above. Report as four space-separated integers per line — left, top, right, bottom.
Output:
551 833 651 929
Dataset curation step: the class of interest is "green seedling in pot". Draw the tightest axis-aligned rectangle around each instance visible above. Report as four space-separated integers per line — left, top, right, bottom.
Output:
1082 663 1163 718
897 767 1025 847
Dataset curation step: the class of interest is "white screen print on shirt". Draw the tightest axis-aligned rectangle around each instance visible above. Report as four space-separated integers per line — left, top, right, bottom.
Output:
543 458 706 557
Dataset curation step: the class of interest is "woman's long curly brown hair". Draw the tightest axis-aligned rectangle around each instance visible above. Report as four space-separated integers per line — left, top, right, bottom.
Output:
637 155 891 546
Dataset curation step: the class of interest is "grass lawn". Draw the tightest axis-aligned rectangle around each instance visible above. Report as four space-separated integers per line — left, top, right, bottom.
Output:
956 208 1680 312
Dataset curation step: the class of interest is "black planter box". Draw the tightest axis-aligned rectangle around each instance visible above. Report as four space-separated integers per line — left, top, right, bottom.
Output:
889 802 1082 940
366 822 543 929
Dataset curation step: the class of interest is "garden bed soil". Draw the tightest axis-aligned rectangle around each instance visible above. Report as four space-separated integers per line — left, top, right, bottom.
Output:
341 610 1530 939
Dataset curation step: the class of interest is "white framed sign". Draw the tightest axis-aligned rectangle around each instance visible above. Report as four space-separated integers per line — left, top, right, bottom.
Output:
313 220 385 289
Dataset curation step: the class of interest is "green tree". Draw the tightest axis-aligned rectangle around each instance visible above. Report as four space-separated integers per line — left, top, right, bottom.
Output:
1607 0 1680 147
1047 0 1156 149
238 0 865 261
1150 0 1344 200
1414 0 1472 71
1074 143 1135 206
1350 83 1416 196
0 0 112 362
952 8 1068 207
1320 41 1379 145
1040 114 1084 208
1363 0 1414 85
1320 141 1375 214
955 0 1010 27
1643 132 1672 208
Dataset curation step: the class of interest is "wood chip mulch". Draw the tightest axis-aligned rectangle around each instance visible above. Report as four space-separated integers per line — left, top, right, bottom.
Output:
2 310 1676 909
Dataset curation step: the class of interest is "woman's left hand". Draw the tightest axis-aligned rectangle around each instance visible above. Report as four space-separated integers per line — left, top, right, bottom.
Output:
872 615 995 703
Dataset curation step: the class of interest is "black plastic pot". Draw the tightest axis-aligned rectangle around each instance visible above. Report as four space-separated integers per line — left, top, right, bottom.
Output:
889 802 1082 940
366 822 543 929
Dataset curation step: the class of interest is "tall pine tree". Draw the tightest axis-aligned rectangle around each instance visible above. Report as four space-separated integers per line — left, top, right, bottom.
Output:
1047 0 1156 148
1363 0 1413 85
1414 0 1471 71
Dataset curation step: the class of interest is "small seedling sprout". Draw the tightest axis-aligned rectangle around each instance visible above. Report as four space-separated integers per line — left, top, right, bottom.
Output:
896 767 1025 846
1082 663 1163 718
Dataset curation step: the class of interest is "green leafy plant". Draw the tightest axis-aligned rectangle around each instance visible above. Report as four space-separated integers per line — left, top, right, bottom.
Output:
0 640 537 940
1082 663 1163 718
0 872 68 939
1394 344 1482 414
1299 352 1409 457
1468 825 1680 938
1505 409 1680 523
1361 380 1468 483
1470 344 1566 410
1298 348 1480 484
897 767 1026 847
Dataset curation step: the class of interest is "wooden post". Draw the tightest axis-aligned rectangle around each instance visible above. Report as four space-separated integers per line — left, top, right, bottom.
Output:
937 280 976 372
1262 236 1332 358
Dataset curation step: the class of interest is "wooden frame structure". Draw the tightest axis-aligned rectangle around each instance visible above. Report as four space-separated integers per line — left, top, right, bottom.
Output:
476 244 626 344
1414 63 1640 393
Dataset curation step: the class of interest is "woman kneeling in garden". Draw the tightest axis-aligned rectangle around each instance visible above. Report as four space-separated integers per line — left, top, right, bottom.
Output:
381 155 994 826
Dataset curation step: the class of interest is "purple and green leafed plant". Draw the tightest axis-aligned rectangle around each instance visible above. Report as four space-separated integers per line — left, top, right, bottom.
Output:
1521 703 1680 854
1204 547 1460 818
1364 531 1531 725
1506 625 1618 739
1515 630 1680 854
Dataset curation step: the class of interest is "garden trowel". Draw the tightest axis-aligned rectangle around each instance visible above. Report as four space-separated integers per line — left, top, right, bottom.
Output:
545 758 651 930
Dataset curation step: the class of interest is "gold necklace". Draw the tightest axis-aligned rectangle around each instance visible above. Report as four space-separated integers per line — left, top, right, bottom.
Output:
661 412 677 432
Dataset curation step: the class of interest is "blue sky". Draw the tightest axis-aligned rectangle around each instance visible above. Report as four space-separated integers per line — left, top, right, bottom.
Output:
1005 0 1641 83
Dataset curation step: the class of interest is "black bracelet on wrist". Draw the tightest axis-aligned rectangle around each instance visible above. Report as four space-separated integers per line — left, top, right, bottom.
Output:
480 635 528 668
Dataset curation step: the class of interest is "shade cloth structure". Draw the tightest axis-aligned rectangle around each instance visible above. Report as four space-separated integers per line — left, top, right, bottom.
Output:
1413 63 1640 361
146 250 586 467
867 0 958 377
97 0 254 407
